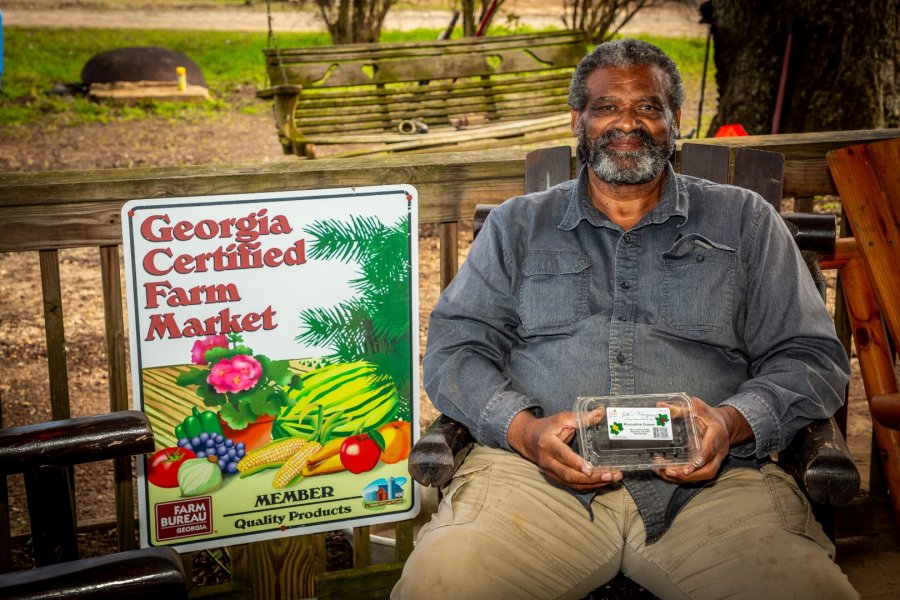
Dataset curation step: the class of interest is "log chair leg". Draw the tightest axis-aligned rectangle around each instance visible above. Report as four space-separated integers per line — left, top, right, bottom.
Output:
839 257 900 530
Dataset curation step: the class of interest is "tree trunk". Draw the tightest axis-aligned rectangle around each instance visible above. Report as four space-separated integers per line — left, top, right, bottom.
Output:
707 0 899 136
461 0 477 36
315 0 398 43
459 0 506 37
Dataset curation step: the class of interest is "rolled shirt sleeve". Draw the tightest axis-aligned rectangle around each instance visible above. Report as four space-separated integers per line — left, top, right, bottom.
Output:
423 206 541 450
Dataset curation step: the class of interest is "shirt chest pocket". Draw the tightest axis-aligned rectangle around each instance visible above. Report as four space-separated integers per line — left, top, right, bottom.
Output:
661 234 736 332
518 251 591 334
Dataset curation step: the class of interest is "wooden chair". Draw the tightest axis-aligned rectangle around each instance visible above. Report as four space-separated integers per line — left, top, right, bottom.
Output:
408 145 860 555
0 411 188 599
826 137 900 527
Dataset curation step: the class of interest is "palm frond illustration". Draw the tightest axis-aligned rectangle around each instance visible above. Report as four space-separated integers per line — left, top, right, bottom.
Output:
297 213 412 418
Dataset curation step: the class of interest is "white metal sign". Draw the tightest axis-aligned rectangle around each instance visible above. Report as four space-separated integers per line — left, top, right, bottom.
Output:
122 185 419 552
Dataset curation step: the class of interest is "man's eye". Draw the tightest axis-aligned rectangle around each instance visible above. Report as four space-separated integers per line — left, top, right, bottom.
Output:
593 105 615 112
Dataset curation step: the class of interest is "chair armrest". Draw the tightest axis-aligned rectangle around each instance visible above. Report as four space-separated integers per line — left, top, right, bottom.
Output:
256 84 306 154
256 84 304 99
408 415 474 488
409 413 861 508
0 411 155 475
779 417 860 507
0 547 187 600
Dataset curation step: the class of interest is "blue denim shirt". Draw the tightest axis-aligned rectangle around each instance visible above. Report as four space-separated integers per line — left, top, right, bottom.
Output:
423 163 850 541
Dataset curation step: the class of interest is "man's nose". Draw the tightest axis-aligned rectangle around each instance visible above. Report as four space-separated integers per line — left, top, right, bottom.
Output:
612 108 642 131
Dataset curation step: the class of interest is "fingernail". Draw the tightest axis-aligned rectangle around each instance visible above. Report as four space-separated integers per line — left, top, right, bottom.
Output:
582 464 593 476
601 472 612 482
665 468 676 477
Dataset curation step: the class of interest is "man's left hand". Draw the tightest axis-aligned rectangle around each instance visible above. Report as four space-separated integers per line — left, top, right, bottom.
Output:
653 397 751 484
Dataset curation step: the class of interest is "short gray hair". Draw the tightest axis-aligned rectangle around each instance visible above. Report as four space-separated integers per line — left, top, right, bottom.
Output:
568 38 686 114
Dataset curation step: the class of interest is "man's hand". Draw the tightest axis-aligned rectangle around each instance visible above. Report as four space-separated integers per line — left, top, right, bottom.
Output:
654 397 753 484
507 410 622 491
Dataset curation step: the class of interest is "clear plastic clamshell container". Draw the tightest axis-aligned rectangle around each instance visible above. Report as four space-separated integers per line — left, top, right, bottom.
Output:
574 393 701 471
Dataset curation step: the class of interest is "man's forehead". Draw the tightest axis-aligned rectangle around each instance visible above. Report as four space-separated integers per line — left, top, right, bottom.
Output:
582 64 670 102
586 63 668 87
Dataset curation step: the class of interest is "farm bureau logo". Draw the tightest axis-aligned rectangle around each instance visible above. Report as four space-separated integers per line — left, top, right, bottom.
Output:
155 496 213 541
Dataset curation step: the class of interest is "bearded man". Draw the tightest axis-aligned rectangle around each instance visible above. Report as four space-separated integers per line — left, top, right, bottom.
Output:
392 39 858 600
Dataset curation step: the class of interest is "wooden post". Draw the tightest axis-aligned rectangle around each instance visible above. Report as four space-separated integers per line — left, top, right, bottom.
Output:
33 250 78 565
248 536 325 599
0 387 9 574
353 526 371 568
394 520 414 562
100 245 137 552
439 222 458 291
39 250 71 421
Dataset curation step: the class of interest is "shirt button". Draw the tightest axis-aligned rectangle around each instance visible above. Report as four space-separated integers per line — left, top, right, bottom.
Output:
616 352 627 364
621 281 631 289
623 234 632 243
618 316 627 322
696 255 705 263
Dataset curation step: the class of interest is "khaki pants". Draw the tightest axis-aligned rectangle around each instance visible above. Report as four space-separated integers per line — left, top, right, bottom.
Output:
393 445 858 600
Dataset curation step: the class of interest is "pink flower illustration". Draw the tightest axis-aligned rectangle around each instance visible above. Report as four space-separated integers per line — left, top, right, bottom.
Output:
207 355 263 393
190 335 229 365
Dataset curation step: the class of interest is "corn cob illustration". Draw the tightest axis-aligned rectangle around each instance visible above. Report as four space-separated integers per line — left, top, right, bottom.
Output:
237 437 310 476
272 441 323 488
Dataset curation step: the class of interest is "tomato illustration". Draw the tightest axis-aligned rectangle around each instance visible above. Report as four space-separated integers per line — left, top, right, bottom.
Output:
339 433 382 474
147 446 197 488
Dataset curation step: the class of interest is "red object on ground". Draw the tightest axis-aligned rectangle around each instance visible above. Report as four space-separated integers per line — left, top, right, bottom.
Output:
714 124 749 137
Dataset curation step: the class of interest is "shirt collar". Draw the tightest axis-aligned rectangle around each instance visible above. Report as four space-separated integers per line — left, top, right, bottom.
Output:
558 161 689 232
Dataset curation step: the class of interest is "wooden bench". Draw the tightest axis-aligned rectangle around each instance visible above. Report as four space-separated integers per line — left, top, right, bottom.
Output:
0 411 188 599
408 145 861 536
258 31 586 158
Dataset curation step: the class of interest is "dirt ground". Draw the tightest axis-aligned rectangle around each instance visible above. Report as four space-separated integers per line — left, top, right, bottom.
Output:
1 1 898 597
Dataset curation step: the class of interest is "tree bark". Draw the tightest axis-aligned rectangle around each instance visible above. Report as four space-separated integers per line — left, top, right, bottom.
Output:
459 0 506 37
315 0 399 43
707 0 900 136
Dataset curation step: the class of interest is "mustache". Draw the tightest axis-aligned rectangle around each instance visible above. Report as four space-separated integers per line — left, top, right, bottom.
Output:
596 128 656 148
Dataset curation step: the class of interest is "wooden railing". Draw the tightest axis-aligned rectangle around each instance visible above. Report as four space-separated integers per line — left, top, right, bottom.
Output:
1 128 898 597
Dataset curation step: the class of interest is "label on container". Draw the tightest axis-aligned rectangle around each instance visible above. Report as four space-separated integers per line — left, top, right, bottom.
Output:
607 406 673 441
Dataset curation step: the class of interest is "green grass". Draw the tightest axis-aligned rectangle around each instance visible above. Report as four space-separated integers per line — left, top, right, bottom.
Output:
0 27 457 125
0 26 712 127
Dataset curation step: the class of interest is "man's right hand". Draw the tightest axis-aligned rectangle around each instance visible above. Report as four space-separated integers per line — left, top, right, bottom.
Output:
507 409 623 491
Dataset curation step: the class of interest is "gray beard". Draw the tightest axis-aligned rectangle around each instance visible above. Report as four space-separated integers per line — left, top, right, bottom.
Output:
579 121 677 185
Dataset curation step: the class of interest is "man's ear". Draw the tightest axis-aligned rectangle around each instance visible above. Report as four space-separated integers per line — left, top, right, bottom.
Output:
571 109 580 136
674 108 682 132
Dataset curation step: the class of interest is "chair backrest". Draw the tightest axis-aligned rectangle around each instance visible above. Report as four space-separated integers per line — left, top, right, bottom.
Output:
475 146 832 254
264 31 585 88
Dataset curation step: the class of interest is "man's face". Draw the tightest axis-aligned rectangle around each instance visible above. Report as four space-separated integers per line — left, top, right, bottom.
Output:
572 64 680 185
